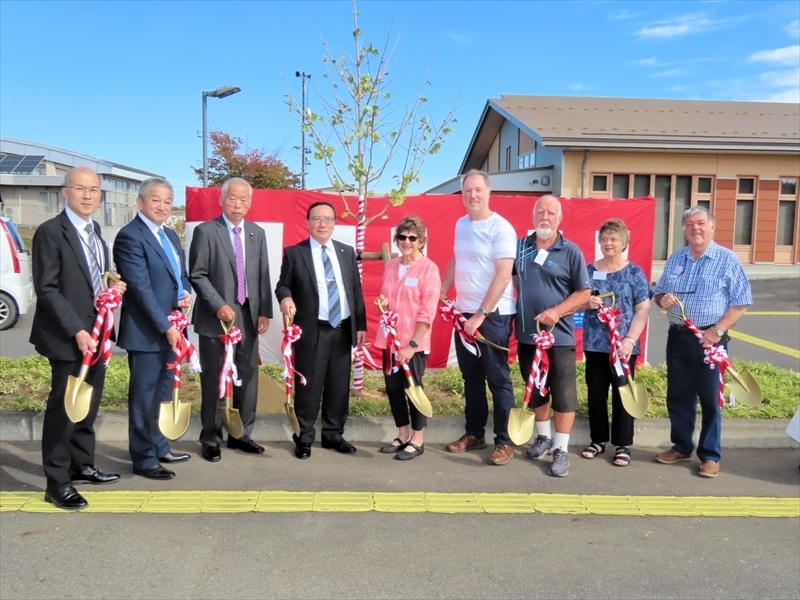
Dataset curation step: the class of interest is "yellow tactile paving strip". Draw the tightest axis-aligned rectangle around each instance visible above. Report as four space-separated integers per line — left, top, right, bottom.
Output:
1 491 798 517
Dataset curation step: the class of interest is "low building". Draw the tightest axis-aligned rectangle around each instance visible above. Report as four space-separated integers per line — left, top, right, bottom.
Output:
0 137 162 228
428 96 800 265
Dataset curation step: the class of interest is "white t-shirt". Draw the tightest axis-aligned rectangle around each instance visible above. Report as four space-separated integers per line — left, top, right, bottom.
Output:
454 212 517 315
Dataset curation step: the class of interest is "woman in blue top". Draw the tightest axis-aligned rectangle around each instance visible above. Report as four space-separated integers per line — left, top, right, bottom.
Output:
580 219 651 466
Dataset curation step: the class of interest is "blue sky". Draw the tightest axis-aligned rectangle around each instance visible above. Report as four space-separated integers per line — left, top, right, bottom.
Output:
1 0 798 204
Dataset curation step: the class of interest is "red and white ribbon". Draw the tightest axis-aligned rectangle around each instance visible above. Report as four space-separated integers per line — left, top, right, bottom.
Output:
281 322 306 396
679 315 734 407
90 288 123 367
597 305 632 380
438 298 480 357
351 194 366 392
165 310 201 394
355 342 382 370
530 329 555 396
380 310 402 375
218 326 243 399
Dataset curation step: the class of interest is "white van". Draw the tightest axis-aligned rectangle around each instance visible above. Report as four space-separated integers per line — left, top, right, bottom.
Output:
0 217 34 330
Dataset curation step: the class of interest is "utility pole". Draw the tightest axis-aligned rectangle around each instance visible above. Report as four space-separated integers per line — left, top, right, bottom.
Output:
295 71 311 190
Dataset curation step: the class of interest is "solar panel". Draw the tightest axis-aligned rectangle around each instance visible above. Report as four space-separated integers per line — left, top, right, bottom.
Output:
0 153 45 174
0 153 24 173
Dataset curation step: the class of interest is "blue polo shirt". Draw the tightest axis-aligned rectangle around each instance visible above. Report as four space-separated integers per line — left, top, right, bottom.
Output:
514 232 591 346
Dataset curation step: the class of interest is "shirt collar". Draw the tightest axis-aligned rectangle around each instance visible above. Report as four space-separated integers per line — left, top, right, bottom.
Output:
64 206 92 229
137 211 163 233
221 213 244 232
529 231 564 250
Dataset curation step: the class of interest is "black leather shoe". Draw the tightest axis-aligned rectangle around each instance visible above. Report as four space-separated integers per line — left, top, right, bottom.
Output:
159 452 190 464
321 438 357 454
70 465 120 485
294 443 311 459
202 445 221 462
45 486 88 510
227 437 265 454
395 442 424 461
133 466 175 480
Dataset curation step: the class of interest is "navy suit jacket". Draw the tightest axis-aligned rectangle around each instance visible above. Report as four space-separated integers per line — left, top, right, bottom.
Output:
114 214 191 353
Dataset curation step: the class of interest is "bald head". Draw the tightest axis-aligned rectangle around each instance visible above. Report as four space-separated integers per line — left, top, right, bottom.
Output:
533 195 562 240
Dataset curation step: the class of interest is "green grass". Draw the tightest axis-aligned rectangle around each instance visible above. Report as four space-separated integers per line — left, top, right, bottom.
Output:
2 356 796 419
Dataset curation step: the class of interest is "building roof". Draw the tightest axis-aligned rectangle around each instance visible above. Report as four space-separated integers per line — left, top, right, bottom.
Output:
461 95 800 172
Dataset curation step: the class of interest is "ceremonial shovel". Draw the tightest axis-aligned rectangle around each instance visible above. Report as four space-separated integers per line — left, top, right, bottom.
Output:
377 302 433 418
666 298 762 407
283 311 301 437
507 319 549 446
219 317 245 439
158 301 193 441
64 272 118 423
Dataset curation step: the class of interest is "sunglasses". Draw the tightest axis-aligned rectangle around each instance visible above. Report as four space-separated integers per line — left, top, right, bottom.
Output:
396 234 418 242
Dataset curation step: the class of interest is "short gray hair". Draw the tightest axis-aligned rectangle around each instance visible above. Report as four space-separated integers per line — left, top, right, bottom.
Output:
138 177 173 200
534 194 562 217
682 205 715 225
461 169 491 190
221 177 253 198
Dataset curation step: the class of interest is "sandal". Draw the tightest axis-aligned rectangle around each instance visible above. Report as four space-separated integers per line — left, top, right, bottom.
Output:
395 442 424 461
614 446 631 467
581 442 605 459
379 438 408 454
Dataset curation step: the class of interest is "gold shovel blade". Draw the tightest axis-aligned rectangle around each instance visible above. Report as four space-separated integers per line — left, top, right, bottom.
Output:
284 395 301 437
219 394 245 440
508 406 536 446
158 390 191 441
620 383 649 419
64 362 92 423
726 368 762 407
405 382 433 418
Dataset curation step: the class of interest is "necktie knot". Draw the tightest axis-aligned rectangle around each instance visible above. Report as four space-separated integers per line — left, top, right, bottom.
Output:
233 226 242 235
85 223 93 234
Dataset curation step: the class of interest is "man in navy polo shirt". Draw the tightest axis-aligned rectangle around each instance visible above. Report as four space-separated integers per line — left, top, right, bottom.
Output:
514 195 591 477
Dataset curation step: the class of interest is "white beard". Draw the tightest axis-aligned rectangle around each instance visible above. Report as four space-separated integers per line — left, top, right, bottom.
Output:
536 226 555 239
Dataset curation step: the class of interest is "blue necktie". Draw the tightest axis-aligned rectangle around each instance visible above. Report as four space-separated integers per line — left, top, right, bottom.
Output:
158 228 184 301
321 245 341 328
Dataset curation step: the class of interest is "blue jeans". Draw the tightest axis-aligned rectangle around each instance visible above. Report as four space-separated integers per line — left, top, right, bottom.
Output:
666 328 724 462
454 311 515 446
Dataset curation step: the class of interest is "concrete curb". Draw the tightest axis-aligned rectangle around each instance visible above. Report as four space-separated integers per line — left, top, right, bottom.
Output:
0 412 797 449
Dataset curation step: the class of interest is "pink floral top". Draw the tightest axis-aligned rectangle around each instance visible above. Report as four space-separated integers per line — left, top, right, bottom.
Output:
374 256 441 352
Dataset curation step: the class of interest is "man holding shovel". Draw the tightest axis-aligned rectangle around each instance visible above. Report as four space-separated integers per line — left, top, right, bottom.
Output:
653 206 751 478
114 177 192 480
31 167 127 510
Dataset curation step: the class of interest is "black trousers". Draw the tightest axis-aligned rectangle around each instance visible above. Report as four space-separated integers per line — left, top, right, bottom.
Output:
293 319 352 445
41 357 106 493
198 303 259 446
383 349 428 431
584 351 638 447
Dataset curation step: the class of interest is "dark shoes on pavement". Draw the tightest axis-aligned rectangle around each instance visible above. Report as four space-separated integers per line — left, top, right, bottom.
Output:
227 437 265 454
202 445 221 462
321 438 357 454
159 452 190 464
446 434 486 453
395 442 424 461
380 438 409 453
70 465 120 485
45 486 88 510
294 443 311 459
133 466 175 480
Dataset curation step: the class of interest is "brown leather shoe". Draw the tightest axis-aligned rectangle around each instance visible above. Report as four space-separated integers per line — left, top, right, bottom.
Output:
446 434 487 453
698 460 720 478
654 449 693 464
488 444 514 465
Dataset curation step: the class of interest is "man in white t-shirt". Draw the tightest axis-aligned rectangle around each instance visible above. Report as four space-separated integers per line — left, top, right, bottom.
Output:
442 169 517 465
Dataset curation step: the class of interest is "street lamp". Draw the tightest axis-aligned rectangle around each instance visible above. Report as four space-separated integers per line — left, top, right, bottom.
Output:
202 85 242 187
296 71 311 190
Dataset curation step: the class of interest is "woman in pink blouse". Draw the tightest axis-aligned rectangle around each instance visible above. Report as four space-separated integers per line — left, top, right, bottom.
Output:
375 216 441 460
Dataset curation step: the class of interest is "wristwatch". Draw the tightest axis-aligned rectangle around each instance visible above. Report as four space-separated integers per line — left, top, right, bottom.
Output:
476 307 487 316
713 326 725 337
408 340 419 349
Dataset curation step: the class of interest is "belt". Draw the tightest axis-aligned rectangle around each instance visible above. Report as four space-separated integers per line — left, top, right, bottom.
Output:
670 323 712 331
318 317 349 330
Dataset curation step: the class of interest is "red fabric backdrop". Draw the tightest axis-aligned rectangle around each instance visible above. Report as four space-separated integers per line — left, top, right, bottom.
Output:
186 188 655 368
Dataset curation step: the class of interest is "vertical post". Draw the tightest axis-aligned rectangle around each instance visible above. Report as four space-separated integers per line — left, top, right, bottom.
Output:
202 92 209 188
300 74 306 190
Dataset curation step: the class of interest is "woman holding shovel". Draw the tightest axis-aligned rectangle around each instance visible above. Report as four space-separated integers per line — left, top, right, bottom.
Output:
580 219 651 467
374 216 441 461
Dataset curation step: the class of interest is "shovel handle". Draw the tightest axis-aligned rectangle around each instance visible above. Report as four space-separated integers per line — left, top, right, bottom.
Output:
664 296 689 323
220 314 237 334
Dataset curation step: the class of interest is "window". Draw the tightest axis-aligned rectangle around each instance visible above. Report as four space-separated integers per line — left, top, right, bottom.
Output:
633 175 651 197
517 153 534 169
735 200 754 245
777 201 796 246
780 178 797 196
592 175 608 193
738 178 755 195
612 174 629 199
653 175 671 260
39 190 59 214
672 176 692 250
697 177 712 194
504 146 511 171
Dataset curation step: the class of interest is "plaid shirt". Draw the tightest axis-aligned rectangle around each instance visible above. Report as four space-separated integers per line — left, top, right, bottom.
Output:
655 242 752 327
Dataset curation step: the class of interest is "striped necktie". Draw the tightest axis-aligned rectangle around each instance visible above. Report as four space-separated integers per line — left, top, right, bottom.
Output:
321 245 341 328
158 227 184 301
84 223 103 296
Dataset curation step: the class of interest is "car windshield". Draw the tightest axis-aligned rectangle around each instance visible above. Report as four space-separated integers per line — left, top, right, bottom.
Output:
2 220 25 252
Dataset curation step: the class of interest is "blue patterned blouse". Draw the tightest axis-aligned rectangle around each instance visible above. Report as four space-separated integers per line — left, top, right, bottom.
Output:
582 262 652 354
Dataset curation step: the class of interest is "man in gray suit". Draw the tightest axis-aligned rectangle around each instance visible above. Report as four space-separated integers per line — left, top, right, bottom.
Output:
189 178 273 462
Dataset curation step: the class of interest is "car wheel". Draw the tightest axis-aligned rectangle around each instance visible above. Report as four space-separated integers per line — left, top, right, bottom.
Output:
0 291 19 331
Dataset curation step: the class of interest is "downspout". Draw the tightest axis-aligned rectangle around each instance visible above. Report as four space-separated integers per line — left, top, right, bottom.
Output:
580 150 589 197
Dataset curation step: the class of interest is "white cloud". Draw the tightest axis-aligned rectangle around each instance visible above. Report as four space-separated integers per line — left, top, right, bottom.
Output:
608 9 646 20
760 68 800 88
652 68 681 77
666 85 688 91
761 88 800 103
568 83 585 91
786 20 800 39
749 45 800 66
636 15 720 39
632 58 659 66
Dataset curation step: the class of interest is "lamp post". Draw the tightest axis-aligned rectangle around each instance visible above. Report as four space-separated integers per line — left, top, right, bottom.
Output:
202 85 241 187
295 71 311 190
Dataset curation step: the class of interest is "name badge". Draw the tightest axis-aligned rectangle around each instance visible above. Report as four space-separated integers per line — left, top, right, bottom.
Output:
592 271 607 280
404 277 418 287
534 250 549 266
673 265 684 275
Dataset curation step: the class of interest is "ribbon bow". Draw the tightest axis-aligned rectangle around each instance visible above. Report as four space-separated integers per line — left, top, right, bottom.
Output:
380 309 403 375
281 323 306 393
597 305 632 381
90 288 123 368
530 328 555 396
165 310 201 383
439 299 480 357
218 325 242 399
678 314 734 407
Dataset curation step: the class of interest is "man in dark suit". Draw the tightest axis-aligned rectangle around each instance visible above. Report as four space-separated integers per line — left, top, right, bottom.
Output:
189 177 273 462
114 177 192 481
275 201 367 459
30 167 126 510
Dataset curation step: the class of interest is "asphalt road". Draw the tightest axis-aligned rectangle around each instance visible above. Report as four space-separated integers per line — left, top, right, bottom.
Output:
4 279 798 371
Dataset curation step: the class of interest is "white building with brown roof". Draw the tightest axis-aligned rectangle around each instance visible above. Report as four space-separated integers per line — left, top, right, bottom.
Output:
428 95 800 265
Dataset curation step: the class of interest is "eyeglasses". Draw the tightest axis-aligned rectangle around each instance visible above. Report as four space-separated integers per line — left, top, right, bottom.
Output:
67 186 101 195
396 234 418 242
309 216 335 224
